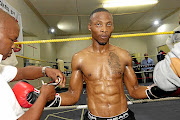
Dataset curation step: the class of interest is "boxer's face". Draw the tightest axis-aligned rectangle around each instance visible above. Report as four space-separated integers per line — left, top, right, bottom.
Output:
88 11 114 45
0 18 19 60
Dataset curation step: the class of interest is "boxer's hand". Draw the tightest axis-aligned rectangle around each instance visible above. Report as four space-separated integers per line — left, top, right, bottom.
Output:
146 84 175 99
40 85 56 102
45 68 66 88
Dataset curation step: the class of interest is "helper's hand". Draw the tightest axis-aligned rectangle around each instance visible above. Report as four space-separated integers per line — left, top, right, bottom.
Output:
45 68 66 87
40 84 56 102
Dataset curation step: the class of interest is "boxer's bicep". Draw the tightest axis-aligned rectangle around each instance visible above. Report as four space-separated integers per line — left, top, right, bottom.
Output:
60 54 84 105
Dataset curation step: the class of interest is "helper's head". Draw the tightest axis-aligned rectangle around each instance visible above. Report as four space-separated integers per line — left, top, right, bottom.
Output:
88 8 114 46
0 9 19 60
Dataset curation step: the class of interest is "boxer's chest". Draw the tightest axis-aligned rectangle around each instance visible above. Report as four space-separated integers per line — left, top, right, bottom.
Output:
81 52 125 80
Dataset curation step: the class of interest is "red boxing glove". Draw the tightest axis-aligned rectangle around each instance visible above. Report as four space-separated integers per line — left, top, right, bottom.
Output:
12 81 35 108
13 81 61 108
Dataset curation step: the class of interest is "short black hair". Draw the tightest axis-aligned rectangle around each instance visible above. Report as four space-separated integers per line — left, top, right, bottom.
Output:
89 8 110 20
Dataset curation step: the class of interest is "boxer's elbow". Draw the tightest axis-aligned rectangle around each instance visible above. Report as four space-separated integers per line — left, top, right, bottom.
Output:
71 92 81 104
128 88 137 98
128 86 147 99
128 91 138 99
63 90 80 105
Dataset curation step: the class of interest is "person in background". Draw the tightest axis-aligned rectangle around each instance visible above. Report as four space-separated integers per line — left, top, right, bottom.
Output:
141 53 154 82
141 53 154 71
157 50 166 62
132 56 142 82
132 56 140 66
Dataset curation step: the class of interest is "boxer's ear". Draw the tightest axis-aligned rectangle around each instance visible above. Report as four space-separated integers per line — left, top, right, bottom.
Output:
88 23 91 31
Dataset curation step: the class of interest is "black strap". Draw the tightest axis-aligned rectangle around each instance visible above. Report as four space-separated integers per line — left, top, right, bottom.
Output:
27 92 39 104
174 31 180 33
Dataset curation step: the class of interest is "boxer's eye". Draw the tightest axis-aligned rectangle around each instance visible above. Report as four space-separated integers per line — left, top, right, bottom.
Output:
96 23 101 27
107 23 112 26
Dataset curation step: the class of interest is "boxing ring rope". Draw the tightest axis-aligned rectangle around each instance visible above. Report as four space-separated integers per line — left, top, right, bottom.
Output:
22 97 180 111
15 31 176 45
16 55 47 62
132 55 159 58
15 30 174 64
16 53 155 84
16 54 157 62
16 53 157 69
16 55 157 65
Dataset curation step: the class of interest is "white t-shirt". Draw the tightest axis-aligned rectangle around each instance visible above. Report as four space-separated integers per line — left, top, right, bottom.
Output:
0 64 24 120
1 50 18 66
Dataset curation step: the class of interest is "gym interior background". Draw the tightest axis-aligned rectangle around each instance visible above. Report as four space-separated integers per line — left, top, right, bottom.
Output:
3 0 179 88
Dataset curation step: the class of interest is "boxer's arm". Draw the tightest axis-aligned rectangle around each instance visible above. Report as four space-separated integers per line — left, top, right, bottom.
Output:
60 54 84 105
124 54 148 99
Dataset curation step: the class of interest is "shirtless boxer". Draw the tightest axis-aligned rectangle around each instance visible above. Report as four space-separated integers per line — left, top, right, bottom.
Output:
59 8 148 120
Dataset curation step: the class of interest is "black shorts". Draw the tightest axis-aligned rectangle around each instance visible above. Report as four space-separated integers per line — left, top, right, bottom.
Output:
83 109 136 120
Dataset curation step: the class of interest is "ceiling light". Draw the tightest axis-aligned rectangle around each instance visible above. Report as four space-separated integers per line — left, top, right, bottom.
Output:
57 24 64 29
57 23 73 31
153 20 160 25
51 28 55 33
48 27 56 34
103 0 158 8
157 24 167 32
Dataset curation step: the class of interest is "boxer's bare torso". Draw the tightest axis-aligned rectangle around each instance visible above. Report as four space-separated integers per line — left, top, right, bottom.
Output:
79 45 128 116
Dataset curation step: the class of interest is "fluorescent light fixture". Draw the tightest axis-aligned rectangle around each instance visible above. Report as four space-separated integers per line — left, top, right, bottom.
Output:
157 24 167 32
57 23 73 31
57 24 64 29
103 0 158 8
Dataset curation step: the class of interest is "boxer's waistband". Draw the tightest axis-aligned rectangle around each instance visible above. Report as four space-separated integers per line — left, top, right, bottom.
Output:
88 109 129 120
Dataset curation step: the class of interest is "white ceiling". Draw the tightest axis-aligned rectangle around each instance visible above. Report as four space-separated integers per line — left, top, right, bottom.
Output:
25 0 180 36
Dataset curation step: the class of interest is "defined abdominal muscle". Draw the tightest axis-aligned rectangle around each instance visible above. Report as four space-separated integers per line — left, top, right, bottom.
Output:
90 82 124 104
94 84 119 95
93 80 121 95
88 92 126 117
87 80 127 116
